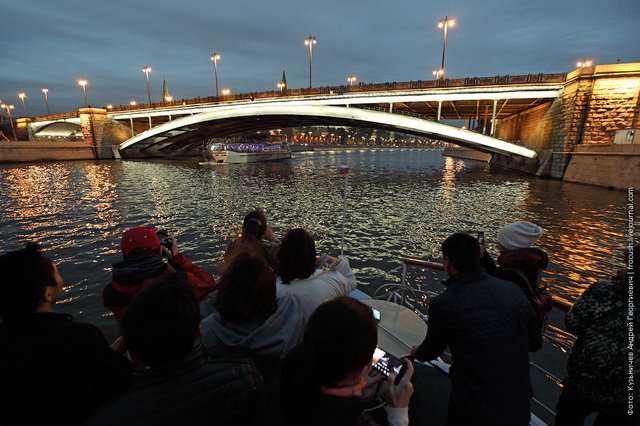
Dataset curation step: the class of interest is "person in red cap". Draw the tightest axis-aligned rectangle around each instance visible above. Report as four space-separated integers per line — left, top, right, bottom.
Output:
103 226 215 326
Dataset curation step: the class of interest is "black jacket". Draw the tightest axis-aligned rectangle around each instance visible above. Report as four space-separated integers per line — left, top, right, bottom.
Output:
0 313 131 426
86 347 262 426
414 269 538 426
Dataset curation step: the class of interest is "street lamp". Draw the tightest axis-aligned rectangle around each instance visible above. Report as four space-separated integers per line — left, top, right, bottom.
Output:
1 104 17 140
347 75 357 86
437 16 455 80
78 80 88 108
18 93 28 118
576 59 593 68
142 65 152 104
304 36 317 88
130 100 137 106
432 67 444 79
41 88 50 115
210 52 221 97
221 88 231 96
277 82 285 92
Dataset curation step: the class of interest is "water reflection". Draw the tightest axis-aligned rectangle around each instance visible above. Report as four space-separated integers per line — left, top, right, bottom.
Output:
0 150 629 340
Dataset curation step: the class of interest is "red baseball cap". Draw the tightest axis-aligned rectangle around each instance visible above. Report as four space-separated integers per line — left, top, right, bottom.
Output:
121 226 161 258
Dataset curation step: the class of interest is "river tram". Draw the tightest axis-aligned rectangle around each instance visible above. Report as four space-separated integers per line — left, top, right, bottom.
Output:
362 257 574 426
202 137 291 164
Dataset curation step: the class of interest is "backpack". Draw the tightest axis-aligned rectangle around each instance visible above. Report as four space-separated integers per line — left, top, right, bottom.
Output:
494 267 553 321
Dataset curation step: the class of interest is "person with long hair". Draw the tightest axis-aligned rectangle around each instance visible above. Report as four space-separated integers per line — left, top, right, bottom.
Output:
281 297 414 426
224 208 280 270
276 228 357 309
0 243 131 425
200 252 314 426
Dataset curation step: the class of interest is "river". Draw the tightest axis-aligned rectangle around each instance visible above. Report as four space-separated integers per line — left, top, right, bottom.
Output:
0 148 630 341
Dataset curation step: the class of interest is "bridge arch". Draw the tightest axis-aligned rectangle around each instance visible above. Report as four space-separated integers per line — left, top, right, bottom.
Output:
118 104 536 158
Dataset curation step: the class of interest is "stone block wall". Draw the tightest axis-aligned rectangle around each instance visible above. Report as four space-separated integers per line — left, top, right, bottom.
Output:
496 102 554 152
563 143 640 190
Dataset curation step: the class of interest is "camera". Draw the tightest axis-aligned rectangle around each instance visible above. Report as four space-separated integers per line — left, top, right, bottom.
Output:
156 230 173 252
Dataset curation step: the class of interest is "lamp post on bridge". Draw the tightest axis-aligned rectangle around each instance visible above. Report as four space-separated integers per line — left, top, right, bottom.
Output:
143 65 152 104
210 52 221 97
347 75 357 86
437 16 455 80
18 93 28 118
432 67 444 79
576 59 593 68
1 104 17 140
78 80 89 108
304 36 316 88
41 88 50 115
277 82 285 92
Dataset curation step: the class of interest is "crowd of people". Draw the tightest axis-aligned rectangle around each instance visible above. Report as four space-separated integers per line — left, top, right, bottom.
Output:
0 211 636 426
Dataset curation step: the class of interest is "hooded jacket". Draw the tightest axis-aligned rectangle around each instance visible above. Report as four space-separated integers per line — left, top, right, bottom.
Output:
103 253 215 325
199 292 313 361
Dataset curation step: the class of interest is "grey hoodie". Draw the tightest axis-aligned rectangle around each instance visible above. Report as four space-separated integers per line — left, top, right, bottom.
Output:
199 292 314 359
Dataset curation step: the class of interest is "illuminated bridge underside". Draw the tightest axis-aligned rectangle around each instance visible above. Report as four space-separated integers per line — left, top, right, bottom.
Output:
118 105 536 158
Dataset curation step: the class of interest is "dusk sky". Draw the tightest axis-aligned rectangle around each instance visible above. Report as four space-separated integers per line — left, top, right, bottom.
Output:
1 0 639 116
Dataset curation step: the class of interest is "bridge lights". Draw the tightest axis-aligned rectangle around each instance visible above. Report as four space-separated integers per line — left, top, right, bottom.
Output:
347 75 357 86
277 82 285 92
142 65 152 104
437 16 455 80
304 36 317 88
432 68 444 79
210 52 221 97
576 59 593 68
221 88 231 96
130 100 137 106
18 92 28 118
41 88 50 115
78 80 88 108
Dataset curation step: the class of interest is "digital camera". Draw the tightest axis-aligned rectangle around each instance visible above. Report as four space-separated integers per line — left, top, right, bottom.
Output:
156 230 173 251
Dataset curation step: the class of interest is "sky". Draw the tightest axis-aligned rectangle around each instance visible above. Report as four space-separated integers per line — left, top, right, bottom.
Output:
1 0 639 117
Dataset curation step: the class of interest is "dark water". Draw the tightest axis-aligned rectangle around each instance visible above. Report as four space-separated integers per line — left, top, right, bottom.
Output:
0 149 630 341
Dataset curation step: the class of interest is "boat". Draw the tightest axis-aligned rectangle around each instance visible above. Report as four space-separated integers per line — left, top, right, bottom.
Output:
202 137 291 164
358 256 574 426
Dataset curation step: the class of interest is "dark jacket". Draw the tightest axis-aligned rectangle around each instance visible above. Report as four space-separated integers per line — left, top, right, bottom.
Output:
414 269 538 426
296 394 380 426
0 313 131 426
86 347 261 426
103 253 215 325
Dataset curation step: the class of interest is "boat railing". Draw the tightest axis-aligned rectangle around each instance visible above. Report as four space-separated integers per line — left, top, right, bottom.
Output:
373 256 576 425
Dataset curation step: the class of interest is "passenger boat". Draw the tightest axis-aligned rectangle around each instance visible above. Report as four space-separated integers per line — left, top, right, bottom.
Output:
202 137 291 164
361 257 574 426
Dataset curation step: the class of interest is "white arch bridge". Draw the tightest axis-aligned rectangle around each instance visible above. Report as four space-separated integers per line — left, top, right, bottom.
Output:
117 104 537 159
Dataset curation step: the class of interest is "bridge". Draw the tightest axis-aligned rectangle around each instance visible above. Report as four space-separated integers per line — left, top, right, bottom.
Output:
28 72 566 159
13 63 640 187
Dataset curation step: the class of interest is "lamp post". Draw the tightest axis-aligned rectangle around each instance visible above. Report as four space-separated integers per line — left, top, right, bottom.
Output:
143 65 152 104
347 75 357 86
304 36 317 88
432 67 444 79
41 88 50 115
18 93 28 118
78 80 88 108
1 104 17 140
221 88 230 96
210 52 221 97
277 82 285 92
437 16 455 80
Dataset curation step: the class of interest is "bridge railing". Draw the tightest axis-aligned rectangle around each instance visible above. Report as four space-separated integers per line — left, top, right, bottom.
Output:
32 72 567 120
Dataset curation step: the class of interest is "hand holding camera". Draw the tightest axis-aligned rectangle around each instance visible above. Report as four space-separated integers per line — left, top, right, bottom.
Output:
157 230 178 258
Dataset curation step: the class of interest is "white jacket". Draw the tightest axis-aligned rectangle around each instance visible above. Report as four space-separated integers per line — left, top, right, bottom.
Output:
275 255 357 309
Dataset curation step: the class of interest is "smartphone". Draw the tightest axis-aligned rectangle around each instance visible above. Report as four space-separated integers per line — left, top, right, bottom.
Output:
372 308 381 321
372 348 402 377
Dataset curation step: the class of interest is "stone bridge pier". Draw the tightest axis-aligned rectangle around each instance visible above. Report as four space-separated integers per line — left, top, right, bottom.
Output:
493 62 640 188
